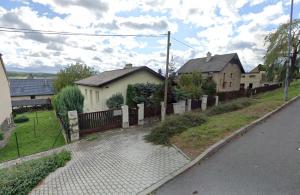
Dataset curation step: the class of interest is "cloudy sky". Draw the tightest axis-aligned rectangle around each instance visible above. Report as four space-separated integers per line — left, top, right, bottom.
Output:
0 0 299 73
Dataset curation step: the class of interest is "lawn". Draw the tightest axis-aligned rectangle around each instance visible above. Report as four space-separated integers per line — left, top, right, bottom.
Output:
172 82 300 158
0 110 65 163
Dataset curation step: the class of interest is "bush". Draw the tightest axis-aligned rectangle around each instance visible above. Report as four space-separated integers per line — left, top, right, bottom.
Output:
202 78 217 96
0 150 71 195
52 86 84 121
126 83 162 106
0 132 3 140
207 98 253 116
13 115 29 123
145 112 207 145
106 93 124 109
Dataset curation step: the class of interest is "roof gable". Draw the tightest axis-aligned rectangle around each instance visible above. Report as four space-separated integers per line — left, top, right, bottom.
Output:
75 66 164 87
178 53 245 74
10 79 54 97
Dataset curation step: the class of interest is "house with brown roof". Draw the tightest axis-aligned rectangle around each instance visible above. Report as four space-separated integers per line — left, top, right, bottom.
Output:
0 54 12 132
75 64 164 112
177 52 245 92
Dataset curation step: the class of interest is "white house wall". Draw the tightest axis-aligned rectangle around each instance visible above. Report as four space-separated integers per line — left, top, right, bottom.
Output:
0 61 12 127
78 70 163 113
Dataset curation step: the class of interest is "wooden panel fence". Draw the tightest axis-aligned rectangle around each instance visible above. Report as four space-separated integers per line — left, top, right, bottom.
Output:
78 109 122 136
191 99 201 110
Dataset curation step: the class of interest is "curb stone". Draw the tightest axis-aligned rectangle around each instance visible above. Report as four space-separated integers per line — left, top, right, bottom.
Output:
138 95 300 195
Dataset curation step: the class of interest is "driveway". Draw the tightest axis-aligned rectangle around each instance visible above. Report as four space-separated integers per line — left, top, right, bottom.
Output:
30 127 189 195
156 98 300 195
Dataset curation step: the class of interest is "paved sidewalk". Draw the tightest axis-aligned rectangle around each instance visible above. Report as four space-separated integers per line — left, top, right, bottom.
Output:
156 98 300 195
30 127 189 195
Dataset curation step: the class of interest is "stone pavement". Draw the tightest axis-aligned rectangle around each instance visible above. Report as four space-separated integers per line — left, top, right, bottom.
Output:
30 127 189 195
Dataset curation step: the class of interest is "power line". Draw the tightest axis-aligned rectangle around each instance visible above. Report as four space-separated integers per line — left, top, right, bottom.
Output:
0 26 167 37
171 36 197 50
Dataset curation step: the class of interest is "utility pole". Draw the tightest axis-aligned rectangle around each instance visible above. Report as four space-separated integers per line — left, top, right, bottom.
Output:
284 0 294 101
164 31 171 115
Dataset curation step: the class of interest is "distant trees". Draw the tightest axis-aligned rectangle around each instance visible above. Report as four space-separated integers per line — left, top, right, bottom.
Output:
54 63 96 93
264 19 300 81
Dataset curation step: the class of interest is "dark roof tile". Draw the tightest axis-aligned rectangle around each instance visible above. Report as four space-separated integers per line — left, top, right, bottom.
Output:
10 79 54 97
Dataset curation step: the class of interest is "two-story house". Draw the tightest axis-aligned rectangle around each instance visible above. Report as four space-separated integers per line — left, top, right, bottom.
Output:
177 52 245 92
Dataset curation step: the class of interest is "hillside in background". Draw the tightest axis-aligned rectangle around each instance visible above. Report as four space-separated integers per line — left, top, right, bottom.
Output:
7 71 56 79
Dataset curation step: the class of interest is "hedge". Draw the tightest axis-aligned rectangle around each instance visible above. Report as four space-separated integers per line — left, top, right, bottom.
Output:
13 115 29 123
0 150 71 195
145 112 207 145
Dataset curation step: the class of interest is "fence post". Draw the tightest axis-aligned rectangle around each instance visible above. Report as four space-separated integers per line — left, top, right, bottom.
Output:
201 95 208 111
121 105 129 128
215 95 219 106
68 110 79 142
186 99 192 112
137 103 144 125
15 132 20 158
161 102 166 121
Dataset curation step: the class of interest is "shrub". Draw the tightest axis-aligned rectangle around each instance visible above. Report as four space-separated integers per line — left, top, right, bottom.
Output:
52 86 84 121
178 72 203 99
106 93 124 109
0 150 71 195
202 78 217 95
0 132 3 140
207 98 253 116
13 115 29 123
145 112 207 145
126 83 161 106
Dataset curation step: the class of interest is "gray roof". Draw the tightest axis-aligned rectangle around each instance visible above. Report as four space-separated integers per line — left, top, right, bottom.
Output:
10 79 54 97
75 66 164 87
12 99 51 107
178 53 245 74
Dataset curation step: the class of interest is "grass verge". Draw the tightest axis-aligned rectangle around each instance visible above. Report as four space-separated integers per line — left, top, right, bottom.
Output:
172 82 300 158
0 150 71 195
0 111 65 163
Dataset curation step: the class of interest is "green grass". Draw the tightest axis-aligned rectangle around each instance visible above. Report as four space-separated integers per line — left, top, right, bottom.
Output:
0 111 65 163
0 150 71 195
172 82 300 158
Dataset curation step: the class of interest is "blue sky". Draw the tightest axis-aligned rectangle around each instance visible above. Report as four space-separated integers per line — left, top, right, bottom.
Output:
0 0 299 73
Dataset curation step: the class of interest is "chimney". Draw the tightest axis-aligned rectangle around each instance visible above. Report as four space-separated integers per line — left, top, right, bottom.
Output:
206 52 212 62
124 63 133 69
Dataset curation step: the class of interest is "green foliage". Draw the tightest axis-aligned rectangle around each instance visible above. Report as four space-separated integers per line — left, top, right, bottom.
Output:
0 111 65 163
54 63 96 93
52 86 84 121
0 150 71 195
173 87 190 102
202 78 217 96
207 98 253 116
178 72 203 99
0 132 3 140
264 19 300 81
106 93 124 109
13 115 29 123
126 83 161 106
145 112 207 145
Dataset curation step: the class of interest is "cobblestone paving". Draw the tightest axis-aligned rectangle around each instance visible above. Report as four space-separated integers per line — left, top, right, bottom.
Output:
30 128 189 195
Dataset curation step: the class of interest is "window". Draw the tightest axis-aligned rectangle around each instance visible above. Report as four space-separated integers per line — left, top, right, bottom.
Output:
249 75 256 78
90 90 93 104
222 82 226 88
230 73 233 78
230 82 232 87
30 95 36 99
96 91 100 103
242 75 245 78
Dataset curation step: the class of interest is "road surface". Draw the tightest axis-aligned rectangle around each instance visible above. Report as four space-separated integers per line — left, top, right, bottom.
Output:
156 98 300 195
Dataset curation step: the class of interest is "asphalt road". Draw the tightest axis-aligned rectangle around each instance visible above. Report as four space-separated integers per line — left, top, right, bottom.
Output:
156 98 300 195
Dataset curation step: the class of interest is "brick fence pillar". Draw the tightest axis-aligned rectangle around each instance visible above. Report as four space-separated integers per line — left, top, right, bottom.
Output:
201 95 208 111
68 110 79 142
215 95 219 106
137 103 144 125
161 101 166 121
121 105 129 128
